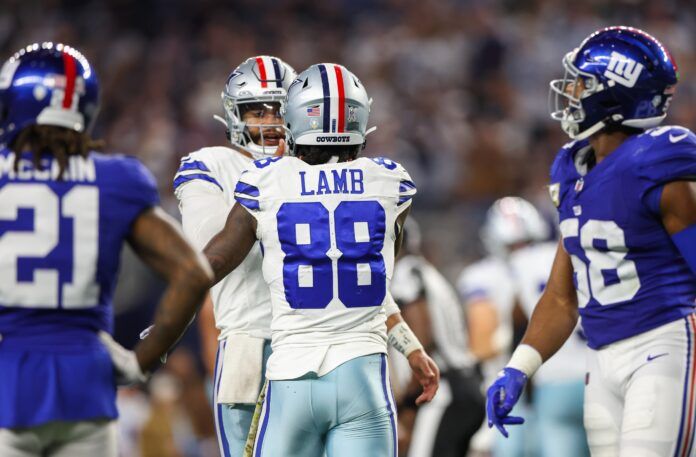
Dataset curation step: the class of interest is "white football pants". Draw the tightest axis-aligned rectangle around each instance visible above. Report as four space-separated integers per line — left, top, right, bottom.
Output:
0 420 117 457
584 314 696 457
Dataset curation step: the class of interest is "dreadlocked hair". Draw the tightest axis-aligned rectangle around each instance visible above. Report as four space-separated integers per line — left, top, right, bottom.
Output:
295 144 363 165
10 126 104 179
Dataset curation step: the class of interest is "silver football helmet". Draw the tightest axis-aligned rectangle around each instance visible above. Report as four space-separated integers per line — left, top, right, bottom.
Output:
480 196 549 257
283 63 373 154
220 56 296 158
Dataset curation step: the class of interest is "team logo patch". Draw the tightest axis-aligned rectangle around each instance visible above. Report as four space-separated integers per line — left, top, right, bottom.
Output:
549 183 561 207
603 51 644 88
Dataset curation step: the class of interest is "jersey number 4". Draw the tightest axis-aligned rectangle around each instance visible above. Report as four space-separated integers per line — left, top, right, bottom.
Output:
277 200 386 309
0 183 100 308
560 218 641 307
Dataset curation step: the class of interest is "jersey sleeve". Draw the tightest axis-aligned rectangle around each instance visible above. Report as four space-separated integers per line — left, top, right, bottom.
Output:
114 155 160 221
371 157 417 213
234 168 262 213
173 153 223 195
637 127 696 214
456 264 495 306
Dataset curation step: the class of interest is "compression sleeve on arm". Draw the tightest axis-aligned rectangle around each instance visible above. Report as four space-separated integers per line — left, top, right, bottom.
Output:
672 223 696 275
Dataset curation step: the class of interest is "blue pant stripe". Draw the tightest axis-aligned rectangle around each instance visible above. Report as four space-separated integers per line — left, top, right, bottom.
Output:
213 341 232 457
255 382 272 457
380 354 397 457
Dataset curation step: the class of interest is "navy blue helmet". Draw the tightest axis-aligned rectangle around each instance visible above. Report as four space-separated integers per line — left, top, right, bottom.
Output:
549 26 678 140
0 42 99 148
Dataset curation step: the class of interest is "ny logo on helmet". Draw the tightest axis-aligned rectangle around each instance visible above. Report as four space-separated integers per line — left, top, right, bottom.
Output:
603 51 644 88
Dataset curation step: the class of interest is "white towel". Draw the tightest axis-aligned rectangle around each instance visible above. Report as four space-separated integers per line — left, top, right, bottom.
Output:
217 334 265 405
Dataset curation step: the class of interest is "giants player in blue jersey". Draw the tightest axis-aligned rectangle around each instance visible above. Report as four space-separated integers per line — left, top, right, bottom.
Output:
487 27 696 456
0 43 212 456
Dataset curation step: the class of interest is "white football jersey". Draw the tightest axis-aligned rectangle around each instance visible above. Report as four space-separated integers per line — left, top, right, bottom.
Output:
457 256 517 384
392 254 474 372
508 242 586 383
234 156 416 380
174 146 271 340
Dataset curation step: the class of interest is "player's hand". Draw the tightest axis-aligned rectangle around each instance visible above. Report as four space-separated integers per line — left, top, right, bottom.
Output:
407 349 440 405
98 331 148 385
274 139 286 157
486 367 527 438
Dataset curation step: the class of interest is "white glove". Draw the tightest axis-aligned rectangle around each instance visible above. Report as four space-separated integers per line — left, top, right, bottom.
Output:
98 331 148 385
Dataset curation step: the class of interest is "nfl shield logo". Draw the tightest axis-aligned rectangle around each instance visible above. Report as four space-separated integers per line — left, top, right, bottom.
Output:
549 183 560 207
575 178 584 192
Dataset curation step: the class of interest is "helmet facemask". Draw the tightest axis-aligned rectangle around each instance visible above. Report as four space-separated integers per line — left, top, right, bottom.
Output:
222 93 287 159
549 51 604 140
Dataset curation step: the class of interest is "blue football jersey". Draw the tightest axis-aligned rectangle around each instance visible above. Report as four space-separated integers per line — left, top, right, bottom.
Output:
550 125 696 349
0 148 159 427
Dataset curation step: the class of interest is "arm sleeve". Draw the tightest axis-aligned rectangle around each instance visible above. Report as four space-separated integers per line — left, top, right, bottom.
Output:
176 181 231 252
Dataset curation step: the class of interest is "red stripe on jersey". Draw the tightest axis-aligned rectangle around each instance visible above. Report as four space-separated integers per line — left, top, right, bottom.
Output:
681 315 696 457
256 57 268 88
61 52 77 109
334 65 345 133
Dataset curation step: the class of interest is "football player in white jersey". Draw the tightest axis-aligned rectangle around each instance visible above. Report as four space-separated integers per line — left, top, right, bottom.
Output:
502 198 589 457
390 218 483 457
173 56 296 457
188 63 439 457
458 197 545 457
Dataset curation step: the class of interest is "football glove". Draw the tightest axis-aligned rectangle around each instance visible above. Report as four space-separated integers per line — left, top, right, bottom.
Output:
486 367 527 438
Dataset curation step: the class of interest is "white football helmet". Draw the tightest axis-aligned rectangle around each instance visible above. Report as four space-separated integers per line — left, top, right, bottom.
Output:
480 197 549 257
283 63 373 154
221 56 296 158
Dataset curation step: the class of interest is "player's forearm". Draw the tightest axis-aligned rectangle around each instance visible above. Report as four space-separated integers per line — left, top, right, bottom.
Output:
520 289 578 362
135 260 212 371
203 204 257 284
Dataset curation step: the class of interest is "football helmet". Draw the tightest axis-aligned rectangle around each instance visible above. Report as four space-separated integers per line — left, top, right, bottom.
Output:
0 42 99 148
283 63 373 154
480 197 548 257
221 56 296 158
549 26 678 140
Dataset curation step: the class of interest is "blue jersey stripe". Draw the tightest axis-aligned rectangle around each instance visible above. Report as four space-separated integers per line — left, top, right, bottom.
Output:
234 181 260 197
318 64 331 133
271 58 282 88
399 180 416 192
235 196 260 211
177 160 211 173
173 173 223 191
397 195 413 206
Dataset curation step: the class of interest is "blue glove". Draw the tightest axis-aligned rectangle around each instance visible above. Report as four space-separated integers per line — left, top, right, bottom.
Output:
486 367 527 438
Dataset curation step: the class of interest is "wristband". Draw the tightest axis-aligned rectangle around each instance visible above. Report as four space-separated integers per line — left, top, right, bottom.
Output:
506 344 543 378
388 322 424 357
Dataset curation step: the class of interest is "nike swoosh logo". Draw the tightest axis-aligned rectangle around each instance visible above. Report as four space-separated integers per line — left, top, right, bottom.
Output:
647 353 669 362
669 132 688 143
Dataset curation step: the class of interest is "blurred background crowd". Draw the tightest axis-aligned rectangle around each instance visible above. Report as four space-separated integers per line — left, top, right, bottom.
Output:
3 0 696 455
